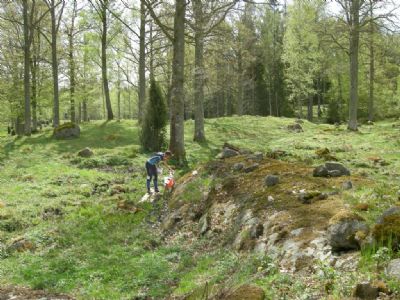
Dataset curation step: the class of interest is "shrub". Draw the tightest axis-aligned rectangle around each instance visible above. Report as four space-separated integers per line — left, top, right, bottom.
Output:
326 100 341 124
140 79 168 152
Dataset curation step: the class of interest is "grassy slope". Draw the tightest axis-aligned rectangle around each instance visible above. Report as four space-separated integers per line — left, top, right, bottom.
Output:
0 117 399 299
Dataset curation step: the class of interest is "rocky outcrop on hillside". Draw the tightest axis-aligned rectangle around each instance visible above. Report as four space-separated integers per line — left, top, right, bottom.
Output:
160 145 365 274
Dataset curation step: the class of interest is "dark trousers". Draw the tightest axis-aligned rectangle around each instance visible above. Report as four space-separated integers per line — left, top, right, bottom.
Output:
145 162 158 191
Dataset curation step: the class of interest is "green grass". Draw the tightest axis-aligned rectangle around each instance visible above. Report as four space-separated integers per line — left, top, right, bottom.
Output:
1 117 400 299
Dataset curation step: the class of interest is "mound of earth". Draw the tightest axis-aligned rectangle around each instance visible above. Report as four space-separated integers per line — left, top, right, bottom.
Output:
161 148 367 273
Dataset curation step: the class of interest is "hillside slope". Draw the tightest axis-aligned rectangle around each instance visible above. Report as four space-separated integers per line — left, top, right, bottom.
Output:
0 117 400 299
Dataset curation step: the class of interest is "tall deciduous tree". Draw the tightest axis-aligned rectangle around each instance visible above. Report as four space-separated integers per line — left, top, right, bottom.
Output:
43 0 65 127
190 0 237 142
138 0 146 123
22 0 32 135
65 0 78 123
283 0 323 121
88 0 114 120
170 0 186 164
334 0 398 129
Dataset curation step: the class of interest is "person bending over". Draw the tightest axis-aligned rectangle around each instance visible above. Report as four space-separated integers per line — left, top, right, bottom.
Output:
145 150 172 194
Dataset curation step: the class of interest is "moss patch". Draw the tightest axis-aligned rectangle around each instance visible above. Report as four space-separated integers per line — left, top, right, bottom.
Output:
53 122 77 133
329 211 365 225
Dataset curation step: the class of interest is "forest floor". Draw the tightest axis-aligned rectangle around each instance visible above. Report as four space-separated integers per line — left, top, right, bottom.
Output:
0 116 400 299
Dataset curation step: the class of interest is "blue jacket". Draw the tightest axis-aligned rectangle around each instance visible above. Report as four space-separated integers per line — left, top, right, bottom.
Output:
147 152 164 165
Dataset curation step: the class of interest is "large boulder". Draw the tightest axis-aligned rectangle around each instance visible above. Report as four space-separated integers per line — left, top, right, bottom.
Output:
222 284 265 300
386 259 400 280
327 211 369 251
313 162 350 177
53 122 80 139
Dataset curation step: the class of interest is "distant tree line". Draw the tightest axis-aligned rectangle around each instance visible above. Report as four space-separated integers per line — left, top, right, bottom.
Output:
0 0 399 164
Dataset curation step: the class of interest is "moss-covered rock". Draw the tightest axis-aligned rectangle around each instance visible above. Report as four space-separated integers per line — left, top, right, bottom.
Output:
329 210 365 225
328 211 369 251
53 122 80 139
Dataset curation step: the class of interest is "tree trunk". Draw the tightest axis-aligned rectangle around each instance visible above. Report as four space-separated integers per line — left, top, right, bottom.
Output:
138 0 146 123
83 34 89 122
32 27 41 131
31 51 38 132
16 116 24 136
368 3 374 122
169 0 186 164
50 0 60 127
348 0 360 131
23 0 31 135
307 94 313 122
237 50 243 115
68 32 75 123
317 79 322 119
193 0 206 142
101 0 114 120
117 68 121 120
149 21 154 79
83 100 88 122
128 89 132 119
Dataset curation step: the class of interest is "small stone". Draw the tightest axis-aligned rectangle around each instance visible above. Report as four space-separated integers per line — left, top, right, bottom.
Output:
298 191 323 204
233 163 244 171
244 163 259 173
7 237 35 253
198 213 210 235
249 152 263 162
267 195 274 202
217 148 239 159
78 147 94 158
325 162 351 176
250 223 264 239
264 175 279 187
352 282 379 300
386 259 400 280
342 181 353 190
287 123 303 132
313 162 350 177
317 193 328 200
